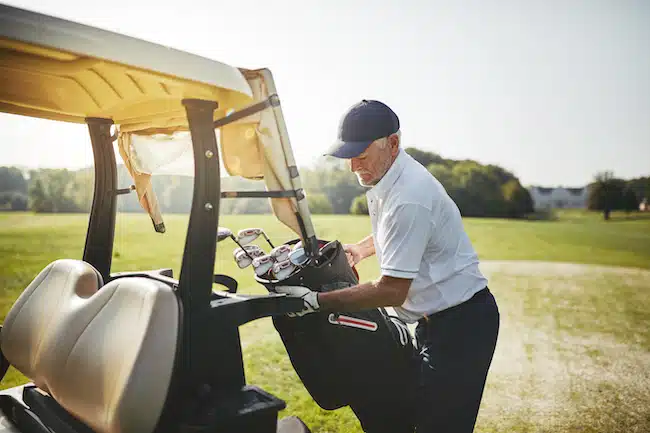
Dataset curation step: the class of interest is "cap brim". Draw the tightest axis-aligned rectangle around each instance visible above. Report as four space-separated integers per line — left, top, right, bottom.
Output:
324 140 372 159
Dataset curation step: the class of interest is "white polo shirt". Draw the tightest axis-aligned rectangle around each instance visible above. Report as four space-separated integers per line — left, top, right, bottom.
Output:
366 148 488 323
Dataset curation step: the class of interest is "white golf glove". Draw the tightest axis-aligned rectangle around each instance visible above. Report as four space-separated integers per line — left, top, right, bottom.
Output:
275 285 320 317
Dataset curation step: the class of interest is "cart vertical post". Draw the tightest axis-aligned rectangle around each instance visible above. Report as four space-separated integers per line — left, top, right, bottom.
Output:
179 99 220 309
83 117 117 282
179 99 246 393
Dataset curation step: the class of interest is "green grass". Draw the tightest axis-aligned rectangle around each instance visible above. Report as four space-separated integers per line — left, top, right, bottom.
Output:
1 210 650 432
465 209 650 269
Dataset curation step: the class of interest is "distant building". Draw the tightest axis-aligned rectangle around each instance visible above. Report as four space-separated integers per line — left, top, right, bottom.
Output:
527 186 588 211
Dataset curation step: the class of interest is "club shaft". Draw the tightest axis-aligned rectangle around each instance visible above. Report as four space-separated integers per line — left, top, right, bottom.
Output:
231 235 255 261
262 233 275 249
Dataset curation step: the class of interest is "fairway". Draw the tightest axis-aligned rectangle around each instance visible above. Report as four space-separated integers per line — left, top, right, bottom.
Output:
1 211 649 432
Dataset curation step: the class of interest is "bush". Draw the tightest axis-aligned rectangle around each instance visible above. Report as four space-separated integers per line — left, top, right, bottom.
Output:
350 194 369 215
622 188 639 213
501 179 534 218
0 192 28 211
307 193 333 214
231 198 272 214
11 193 28 211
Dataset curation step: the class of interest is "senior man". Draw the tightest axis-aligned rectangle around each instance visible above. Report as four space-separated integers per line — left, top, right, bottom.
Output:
277 100 500 433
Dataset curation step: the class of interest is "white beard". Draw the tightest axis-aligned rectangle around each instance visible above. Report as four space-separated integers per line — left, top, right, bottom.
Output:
355 173 376 187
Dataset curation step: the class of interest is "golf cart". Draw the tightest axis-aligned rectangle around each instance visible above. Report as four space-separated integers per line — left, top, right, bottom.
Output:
0 4 417 433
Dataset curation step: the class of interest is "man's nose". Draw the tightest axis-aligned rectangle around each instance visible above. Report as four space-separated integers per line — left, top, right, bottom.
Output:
350 158 360 172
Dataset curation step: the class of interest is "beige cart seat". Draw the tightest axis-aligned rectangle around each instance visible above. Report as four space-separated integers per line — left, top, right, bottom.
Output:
0 259 180 433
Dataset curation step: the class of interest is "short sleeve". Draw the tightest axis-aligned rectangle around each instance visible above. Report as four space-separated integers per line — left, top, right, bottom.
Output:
379 203 433 279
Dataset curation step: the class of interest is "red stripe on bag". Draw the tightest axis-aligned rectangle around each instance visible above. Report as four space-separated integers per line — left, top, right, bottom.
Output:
328 314 378 331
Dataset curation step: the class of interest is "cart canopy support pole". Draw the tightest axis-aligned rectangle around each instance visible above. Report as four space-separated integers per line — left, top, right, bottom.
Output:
179 99 246 394
83 117 117 282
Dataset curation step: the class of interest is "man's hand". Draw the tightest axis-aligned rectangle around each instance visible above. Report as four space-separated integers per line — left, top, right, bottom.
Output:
343 244 364 268
343 236 375 268
275 285 320 317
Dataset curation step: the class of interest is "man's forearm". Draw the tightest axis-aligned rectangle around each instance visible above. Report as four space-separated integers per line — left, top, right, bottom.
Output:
357 235 376 260
318 277 408 312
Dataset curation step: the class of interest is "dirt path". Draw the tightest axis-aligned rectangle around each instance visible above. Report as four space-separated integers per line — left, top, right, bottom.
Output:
241 260 650 432
475 260 650 433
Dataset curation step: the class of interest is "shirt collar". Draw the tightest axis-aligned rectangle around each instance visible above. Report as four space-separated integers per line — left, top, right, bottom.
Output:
368 148 407 198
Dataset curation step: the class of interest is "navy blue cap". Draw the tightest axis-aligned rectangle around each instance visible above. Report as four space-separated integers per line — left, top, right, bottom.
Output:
325 99 400 158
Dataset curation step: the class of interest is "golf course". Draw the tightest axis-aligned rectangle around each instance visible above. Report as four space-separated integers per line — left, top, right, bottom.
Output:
1 209 649 433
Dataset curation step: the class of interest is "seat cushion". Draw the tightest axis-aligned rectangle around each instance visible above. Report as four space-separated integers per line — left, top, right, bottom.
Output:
277 416 312 433
1 259 180 433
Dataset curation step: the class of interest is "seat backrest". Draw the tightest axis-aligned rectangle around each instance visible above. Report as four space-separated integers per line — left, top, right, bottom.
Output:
1 259 180 433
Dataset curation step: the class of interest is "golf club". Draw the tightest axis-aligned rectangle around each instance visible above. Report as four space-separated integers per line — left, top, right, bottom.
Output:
217 226 257 261
270 244 291 262
217 227 233 242
252 254 274 277
237 228 275 249
288 247 310 267
234 245 265 269
272 259 298 280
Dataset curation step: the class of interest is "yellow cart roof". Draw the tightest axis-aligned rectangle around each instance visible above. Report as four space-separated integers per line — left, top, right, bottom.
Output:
0 4 254 131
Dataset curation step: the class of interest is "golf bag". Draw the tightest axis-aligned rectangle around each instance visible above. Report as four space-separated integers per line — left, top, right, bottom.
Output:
256 240 418 432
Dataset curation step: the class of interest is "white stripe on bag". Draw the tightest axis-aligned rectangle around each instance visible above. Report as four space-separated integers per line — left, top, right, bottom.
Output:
328 314 378 331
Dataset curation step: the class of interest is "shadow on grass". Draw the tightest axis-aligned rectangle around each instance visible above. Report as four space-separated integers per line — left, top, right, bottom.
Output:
524 210 559 222
601 213 650 222
523 209 650 223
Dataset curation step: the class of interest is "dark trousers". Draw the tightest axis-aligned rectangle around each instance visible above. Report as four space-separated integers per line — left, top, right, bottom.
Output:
414 288 500 433
351 395 415 433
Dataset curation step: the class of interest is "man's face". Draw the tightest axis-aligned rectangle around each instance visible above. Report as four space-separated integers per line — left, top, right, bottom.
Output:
349 134 399 186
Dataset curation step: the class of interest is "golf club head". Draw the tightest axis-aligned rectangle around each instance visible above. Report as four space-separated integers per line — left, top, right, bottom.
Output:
217 227 233 242
273 259 298 281
233 245 264 269
270 244 291 262
237 228 263 246
252 255 274 277
288 247 309 266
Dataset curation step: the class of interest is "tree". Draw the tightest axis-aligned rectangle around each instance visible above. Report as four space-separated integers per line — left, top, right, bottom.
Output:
0 167 28 194
231 197 271 214
11 193 28 211
304 148 531 218
0 167 29 211
501 179 534 218
27 169 84 213
625 176 649 205
622 188 639 214
405 147 445 168
350 194 369 215
322 169 365 214
450 161 507 217
587 171 625 220
307 193 333 214
0 192 27 210
161 175 193 214
29 177 53 212
68 169 94 212
427 164 456 191
299 162 365 214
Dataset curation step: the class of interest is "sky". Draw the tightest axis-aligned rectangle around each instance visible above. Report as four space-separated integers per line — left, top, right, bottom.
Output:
1 0 648 187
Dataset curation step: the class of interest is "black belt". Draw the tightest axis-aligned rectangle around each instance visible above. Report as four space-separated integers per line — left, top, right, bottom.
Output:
417 286 489 326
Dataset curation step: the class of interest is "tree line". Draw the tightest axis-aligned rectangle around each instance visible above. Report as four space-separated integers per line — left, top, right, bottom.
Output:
587 171 649 220
300 147 537 218
1 147 647 219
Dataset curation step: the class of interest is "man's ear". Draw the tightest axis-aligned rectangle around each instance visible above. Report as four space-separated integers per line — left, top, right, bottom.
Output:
389 133 400 157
